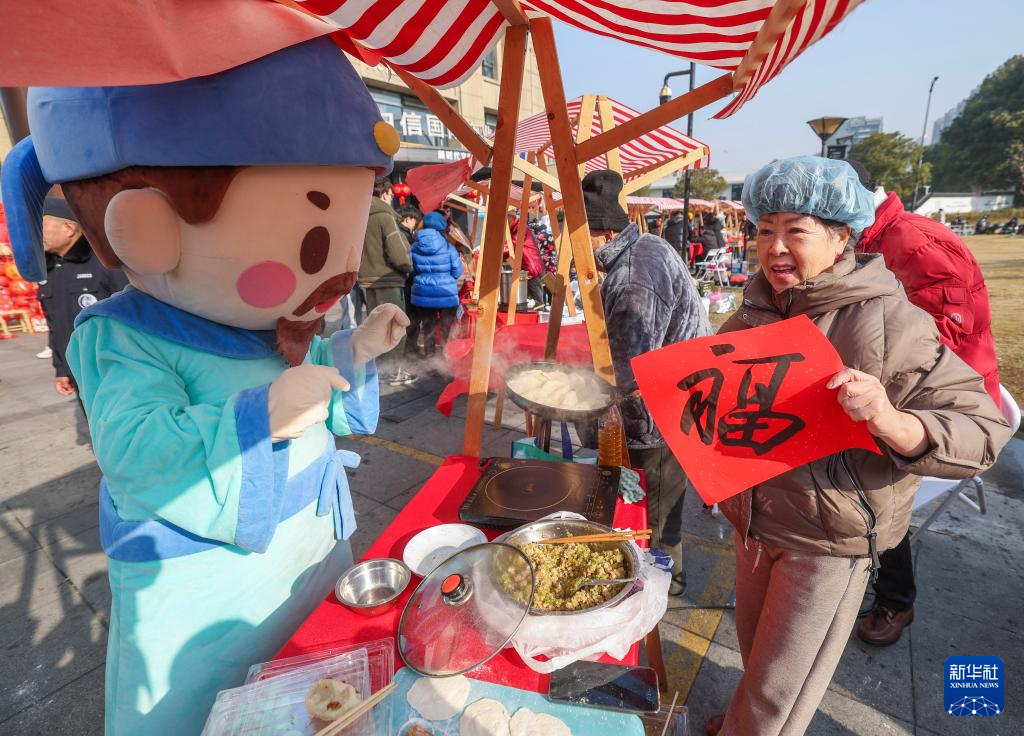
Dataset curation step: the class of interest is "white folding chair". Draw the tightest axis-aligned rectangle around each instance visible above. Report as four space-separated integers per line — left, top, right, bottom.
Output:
910 384 1020 544
693 248 721 280
707 250 731 287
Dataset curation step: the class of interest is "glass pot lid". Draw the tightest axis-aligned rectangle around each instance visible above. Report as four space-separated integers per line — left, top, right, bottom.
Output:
398 542 535 677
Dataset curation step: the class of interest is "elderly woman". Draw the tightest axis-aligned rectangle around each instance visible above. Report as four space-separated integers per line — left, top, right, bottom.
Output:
708 157 1010 736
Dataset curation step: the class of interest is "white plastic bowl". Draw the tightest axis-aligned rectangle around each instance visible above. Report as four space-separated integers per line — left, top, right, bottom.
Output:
402 523 487 577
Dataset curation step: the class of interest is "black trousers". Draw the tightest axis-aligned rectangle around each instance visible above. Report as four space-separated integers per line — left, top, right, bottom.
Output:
527 275 546 306
406 304 457 358
872 531 916 611
628 445 688 575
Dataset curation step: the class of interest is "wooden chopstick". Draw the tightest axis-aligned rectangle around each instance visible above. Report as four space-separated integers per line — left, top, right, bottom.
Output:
659 690 680 736
314 682 397 736
535 529 652 545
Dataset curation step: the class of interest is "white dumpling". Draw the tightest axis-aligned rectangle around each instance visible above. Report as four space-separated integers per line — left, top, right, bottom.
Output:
510 708 572 736
460 699 511 736
407 675 471 721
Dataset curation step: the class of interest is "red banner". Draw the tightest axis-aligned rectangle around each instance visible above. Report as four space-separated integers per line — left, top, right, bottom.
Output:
631 316 879 505
406 156 474 214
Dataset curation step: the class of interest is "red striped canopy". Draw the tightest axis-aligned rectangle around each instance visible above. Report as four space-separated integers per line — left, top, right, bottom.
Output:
514 96 709 174
0 2 863 119
300 0 864 117
626 196 717 210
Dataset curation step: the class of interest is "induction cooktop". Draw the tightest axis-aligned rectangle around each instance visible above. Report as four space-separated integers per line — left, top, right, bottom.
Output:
459 458 622 529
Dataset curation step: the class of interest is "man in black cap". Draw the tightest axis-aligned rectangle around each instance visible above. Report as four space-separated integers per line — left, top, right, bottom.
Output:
582 169 711 595
37 197 128 403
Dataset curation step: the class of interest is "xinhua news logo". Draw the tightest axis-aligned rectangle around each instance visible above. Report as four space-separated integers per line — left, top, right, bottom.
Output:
945 656 1003 716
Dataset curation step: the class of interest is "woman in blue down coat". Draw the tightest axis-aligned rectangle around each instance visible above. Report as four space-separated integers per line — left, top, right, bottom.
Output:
406 210 464 363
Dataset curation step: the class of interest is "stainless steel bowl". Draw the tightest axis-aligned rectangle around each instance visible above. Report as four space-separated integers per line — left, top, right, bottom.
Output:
335 558 411 616
502 518 641 616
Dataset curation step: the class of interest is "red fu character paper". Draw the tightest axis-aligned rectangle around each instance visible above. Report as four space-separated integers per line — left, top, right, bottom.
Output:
631 315 879 505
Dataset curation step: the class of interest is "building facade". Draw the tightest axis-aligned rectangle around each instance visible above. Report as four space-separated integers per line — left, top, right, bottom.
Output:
932 99 968 145
348 37 545 179
825 116 883 157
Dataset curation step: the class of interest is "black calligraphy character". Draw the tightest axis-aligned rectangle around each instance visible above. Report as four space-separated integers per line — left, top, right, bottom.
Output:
717 353 806 455
677 368 724 445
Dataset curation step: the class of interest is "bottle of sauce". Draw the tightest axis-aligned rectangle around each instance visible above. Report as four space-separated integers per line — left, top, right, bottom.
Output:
597 403 625 467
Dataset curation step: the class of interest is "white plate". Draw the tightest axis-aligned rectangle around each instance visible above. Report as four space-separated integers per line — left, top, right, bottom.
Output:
403 524 488 577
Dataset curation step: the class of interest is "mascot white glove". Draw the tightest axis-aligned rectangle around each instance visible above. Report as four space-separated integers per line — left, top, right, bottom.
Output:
350 303 410 366
268 365 350 441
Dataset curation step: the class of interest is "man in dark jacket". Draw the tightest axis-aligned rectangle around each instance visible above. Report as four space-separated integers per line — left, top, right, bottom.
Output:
847 160 1003 647
662 210 690 259
37 197 127 403
698 211 726 255
359 178 415 384
583 170 713 594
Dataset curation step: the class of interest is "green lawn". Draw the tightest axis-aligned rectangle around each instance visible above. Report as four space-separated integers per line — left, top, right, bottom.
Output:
965 234 1024 403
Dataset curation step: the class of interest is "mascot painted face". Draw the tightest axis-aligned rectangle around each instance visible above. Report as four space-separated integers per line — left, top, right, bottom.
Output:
1 37 409 734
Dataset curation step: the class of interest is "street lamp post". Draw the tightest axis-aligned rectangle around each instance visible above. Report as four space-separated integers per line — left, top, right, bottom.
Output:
911 76 939 210
659 63 696 255
806 117 848 157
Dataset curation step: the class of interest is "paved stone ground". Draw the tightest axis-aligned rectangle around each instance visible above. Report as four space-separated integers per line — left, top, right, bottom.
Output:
2 331 1022 735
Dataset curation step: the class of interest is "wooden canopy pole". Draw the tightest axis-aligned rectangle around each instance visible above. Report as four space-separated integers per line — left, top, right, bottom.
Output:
574 94 598 177
732 0 808 90
595 96 627 210
388 63 493 164
532 17 614 383
505 154 535 325
575 74 733 164
622 147 708 195
449 194 487 211
492 163 535 429
491 0 530 25
537 151 577 318
512 156 561 190
463 25 528 456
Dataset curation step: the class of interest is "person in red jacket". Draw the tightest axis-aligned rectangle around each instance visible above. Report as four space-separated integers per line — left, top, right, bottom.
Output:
507 214 546 307
848 159 1002 647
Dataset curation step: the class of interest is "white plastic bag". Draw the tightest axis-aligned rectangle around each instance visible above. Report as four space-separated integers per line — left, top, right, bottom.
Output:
498 513 671 674
710 293 736 313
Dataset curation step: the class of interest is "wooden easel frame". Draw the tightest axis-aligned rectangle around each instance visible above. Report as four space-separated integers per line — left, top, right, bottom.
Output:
379 8 815 455
340 0 818 696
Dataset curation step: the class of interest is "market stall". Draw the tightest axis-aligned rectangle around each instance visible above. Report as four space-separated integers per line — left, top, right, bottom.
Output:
0 1 867 733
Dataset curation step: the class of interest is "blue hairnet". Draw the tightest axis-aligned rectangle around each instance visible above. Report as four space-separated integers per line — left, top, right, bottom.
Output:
741 156 875 233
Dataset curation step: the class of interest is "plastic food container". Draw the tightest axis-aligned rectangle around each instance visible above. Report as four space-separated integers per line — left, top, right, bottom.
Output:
204 637 396 736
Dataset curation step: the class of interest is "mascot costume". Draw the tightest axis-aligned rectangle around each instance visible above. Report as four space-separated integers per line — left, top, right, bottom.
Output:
1 38 409 734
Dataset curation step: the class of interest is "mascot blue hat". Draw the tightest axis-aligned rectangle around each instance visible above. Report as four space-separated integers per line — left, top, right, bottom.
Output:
1 37 398 281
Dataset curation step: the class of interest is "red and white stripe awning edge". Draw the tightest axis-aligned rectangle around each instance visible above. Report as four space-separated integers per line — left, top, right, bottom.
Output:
297 1 864 119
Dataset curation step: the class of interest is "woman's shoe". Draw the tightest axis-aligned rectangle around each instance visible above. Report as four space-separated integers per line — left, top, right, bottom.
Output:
706 714 726 736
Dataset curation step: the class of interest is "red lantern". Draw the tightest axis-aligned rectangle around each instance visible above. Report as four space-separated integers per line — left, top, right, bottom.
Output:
464 190 479 200
392 182 412 205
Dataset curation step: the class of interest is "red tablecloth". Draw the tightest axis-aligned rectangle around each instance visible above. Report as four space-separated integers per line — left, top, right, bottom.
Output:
453 303 542 340
436 323 593 416
276 456 647 693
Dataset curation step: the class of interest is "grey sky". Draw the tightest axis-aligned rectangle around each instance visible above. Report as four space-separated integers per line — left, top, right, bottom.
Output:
555 0 1024 176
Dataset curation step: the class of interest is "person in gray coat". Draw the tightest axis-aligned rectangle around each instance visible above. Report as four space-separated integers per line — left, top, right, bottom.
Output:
583 169 712 594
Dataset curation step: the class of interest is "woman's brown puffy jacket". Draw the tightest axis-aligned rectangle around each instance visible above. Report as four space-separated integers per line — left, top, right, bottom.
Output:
718 247 1011 559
